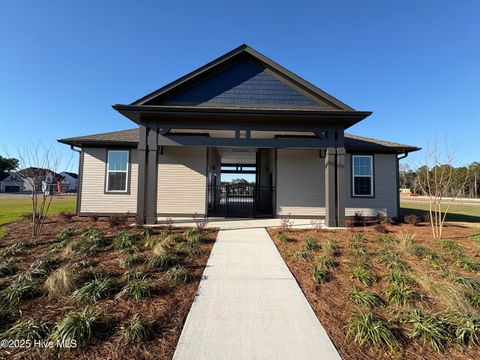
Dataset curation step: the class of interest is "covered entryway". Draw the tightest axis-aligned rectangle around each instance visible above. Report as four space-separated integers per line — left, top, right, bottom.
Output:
207 148 275 218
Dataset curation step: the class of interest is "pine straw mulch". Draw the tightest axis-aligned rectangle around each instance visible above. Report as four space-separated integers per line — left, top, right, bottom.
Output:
0 215 217 360
268 222 480 360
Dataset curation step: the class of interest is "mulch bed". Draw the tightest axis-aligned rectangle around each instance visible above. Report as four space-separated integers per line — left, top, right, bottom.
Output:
268 222 480 360
0 215 217 360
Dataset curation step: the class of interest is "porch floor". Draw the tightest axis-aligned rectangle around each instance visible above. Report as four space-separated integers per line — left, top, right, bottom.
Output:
172 227 341 360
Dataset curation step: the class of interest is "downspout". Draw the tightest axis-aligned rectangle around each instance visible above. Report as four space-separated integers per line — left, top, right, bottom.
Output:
70 145 82 215
396 150 409 220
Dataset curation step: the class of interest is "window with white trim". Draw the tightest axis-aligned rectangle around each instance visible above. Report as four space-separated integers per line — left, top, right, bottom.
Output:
352 155 373 197
106 150 129 192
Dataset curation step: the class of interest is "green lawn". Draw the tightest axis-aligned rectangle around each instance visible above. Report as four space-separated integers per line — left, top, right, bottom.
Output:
0 196 76 238
400 200 480 224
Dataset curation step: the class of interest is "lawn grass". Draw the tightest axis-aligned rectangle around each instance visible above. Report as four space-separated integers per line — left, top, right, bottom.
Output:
0 196 76 239
401 201 480 224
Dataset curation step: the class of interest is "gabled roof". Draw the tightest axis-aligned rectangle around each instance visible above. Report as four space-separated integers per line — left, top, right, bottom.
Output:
58 128 420 154
130 44 354 111
60 171 78 179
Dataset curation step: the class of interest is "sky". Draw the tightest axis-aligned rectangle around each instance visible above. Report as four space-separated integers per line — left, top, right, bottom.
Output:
1 0 479 174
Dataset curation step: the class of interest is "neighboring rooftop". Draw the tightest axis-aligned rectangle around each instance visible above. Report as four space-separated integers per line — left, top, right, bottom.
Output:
58 128 420 154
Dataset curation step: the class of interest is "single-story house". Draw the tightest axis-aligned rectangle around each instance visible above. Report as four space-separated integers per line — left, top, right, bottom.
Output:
59 45 420 227
0 167 62 193
59 171 78 192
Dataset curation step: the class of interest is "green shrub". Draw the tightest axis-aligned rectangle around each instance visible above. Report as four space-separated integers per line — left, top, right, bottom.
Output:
120 253 144 268
350 241 369 259
184 228 200 238
0 281 40 311
152 242 170 256
345 311 397 352
0 259 18 277
3 318 51 341
20 258 58 281
73 259 97 269
49 309 98 351
121 270 146 282
276 232 289 243
113 232 139 253
164 266 189 284
121 315 151 342
1 242 28 257
316 255 338 270
406 309 451 352
323 239 340 256
451 274 480 291
376 234 397 244
349 286 383 308
351 266 376 287
140 227 154 239
449 313 480 346
440 239 464 255
293 248 311 261
149 253 178 270
386 270 411 286
176 241 202 256
72 276 118 303
351 233 367 242
119 278 151 300
81 228 108 252
310 265 329 284
385 283 416 306
303 236 321 251
466 290 480 308
144 236 161 249
56 227 78 241
453 256 480 272
378 247 408 271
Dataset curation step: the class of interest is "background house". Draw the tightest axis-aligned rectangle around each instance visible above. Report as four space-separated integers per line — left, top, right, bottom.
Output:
59 171 78 192
0 167 63 193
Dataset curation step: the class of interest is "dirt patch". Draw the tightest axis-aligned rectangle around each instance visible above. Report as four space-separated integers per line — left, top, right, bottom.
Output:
268 223 480 360
0 216 217 360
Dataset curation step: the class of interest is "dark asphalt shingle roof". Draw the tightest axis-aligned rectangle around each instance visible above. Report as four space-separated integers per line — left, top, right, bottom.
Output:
58 128 420 153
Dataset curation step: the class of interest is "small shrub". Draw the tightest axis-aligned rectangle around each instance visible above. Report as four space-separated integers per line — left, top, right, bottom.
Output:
349 286 383 308
378 214 393 225
44 267 78 298
310 265 330 284
49 309 98 350
20 258 58 281
345 219 356 228
353 211 366 227
316 255 338 270
72 276 118 303
73 259 97 269
406 309 451 352
422 213 431 223
385 283 416 306
119 278 151 300
303 236 321 251
440 239 464 255
280 213 294 231
88 214 99 223
192 213 208 230
149 253 178 270
1 242 27 257
466 290 480 308
184 228 200 238
293 248 311 261
377 234 397 244
164 217 174 230
60 211 75 222
121 315 152 342
453 256 480 272
3 318 51 341
107 213 129 227
345 311 397 352
187 232 205 245
351 266 377 287
0 281 40 311
120 253 144 268
276 232 289 243
56 227 78 241
374 224 389 234
121 270 146 282
323 239 340 256
350 242 369 259
0 259 19 277
164 266 189 284
164 233 184 244
379 247 408 271
176 241 202 256
310 219 323 231
62 239 84 256
113 232 139 253
386 271 411 286
351 233 367 242
140 227 154 239
451 275 480 291
449 313 480 346
81 228 108 252
403 214 419 225
144 236 161 249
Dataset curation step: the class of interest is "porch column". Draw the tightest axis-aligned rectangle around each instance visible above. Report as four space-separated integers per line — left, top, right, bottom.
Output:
145 126 158 224
336 147 346 227
136 124 147 224
325 147 336 227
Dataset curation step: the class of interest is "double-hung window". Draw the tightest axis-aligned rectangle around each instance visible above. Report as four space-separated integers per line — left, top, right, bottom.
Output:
352 155 373 197
106 150 129 192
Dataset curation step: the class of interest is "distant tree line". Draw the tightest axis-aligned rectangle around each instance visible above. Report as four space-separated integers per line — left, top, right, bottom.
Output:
400 162 480 198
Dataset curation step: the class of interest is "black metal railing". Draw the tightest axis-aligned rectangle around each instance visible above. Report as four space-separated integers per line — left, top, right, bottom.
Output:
207 184 275 218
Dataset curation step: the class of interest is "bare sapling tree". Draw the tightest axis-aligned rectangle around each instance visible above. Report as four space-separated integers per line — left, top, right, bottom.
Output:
416 139 469 239
14 143 68 237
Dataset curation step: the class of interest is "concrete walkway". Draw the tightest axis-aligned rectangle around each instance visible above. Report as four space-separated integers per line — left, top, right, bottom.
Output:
173 227 341 360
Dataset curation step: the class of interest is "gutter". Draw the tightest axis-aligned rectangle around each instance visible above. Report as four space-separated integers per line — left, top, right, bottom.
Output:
70 145 82 215
396 151 409 220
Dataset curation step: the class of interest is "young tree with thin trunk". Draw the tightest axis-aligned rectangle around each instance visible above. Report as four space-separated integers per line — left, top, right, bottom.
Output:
416 139 469 239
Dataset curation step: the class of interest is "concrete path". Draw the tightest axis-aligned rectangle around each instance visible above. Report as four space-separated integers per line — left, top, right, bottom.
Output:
173 227 341 360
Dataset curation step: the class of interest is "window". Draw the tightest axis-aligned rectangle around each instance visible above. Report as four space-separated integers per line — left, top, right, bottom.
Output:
106 150 129 192
352 155 373 197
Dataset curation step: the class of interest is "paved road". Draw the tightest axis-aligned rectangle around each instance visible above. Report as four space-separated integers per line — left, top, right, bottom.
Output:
173 227 341 360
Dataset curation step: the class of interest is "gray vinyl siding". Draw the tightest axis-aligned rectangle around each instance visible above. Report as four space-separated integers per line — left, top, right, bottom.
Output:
276 149 325 216
276 150 398 218
80 148 138 213
346 153 398 217
157 147 207 216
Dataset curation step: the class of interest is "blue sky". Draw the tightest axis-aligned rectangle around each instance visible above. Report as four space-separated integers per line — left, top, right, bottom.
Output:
1 0 479 173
